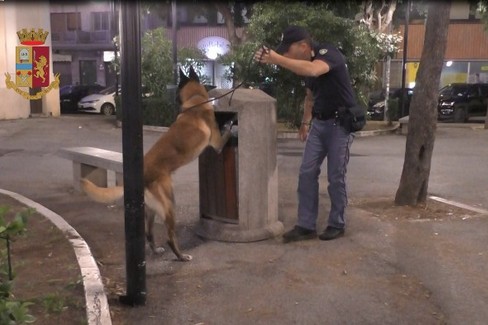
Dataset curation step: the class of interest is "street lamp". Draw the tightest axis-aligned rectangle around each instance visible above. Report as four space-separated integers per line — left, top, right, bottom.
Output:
119 0 146 306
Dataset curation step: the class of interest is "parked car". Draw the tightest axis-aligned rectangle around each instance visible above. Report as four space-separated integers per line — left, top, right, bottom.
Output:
437 83 488 122
60 84 105 113
78 85 117 116
367 87 413 120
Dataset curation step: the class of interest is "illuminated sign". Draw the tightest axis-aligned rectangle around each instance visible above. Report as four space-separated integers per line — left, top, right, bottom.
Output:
197 36 230 60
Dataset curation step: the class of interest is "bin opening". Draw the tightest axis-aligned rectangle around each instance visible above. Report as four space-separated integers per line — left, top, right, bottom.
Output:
215 111 238 127
215 111 238 146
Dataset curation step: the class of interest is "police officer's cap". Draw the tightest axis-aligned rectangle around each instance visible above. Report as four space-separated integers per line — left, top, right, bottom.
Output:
276 26 311 54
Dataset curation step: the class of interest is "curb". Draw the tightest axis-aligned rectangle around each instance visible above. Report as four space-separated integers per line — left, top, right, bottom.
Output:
437 123 485 130
355 122 400 137
277 122 400 139
0 189 112 325
429 195 488 216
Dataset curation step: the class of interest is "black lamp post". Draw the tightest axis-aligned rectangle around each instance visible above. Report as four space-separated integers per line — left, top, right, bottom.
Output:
119 0 146 306
172 0 178 85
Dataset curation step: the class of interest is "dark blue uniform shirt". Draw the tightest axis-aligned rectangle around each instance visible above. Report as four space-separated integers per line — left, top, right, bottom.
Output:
305 42 356 118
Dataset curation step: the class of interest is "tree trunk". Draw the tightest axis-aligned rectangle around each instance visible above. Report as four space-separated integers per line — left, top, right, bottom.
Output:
213 2 246 45
360 0 396 32
394 1 451 206
485 101 488 129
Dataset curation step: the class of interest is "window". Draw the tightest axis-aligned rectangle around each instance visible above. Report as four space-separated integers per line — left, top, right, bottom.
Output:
93 12 109 31
51 13 66 32
67 13 81 31
50 12 80 32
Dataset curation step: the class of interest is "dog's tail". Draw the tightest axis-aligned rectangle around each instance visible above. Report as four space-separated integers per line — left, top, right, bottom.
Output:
80 179 124 203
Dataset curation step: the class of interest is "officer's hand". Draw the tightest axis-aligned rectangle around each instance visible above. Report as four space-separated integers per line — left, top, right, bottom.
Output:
254 46 273 64
298 124 309 142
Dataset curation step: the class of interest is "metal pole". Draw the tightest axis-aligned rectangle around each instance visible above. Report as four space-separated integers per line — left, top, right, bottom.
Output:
384 23 392 122
400 0 411 118
119 0 146 306
171 0 179 120
172 0 178 85
112 0 119 96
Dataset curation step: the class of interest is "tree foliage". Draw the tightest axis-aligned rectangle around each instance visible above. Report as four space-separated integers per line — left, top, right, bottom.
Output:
113 26 209 126
113 27 209 97
220 1 392 126
480 0 488 29
140 28 174 98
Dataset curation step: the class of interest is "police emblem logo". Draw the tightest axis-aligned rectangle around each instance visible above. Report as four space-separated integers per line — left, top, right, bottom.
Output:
319 49 328 55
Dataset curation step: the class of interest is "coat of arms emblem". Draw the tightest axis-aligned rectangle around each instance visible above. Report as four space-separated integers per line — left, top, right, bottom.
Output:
4 28 60 100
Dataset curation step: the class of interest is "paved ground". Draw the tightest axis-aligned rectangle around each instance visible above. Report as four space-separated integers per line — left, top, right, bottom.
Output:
1 115 487 324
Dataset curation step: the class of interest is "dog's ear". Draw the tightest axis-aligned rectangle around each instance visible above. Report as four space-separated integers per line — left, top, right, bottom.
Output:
178 68 189 89
189 65 200 83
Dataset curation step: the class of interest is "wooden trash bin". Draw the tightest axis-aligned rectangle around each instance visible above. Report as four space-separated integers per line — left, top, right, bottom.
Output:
196 89 283 242
199 111 238 223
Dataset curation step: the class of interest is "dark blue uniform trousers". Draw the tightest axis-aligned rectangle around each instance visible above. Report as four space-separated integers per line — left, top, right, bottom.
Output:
297 118 354 231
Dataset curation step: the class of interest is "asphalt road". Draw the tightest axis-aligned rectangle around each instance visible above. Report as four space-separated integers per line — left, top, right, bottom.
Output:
1 115 487 324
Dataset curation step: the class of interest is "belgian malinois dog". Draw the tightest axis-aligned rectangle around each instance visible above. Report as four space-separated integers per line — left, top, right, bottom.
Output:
80 66 234 261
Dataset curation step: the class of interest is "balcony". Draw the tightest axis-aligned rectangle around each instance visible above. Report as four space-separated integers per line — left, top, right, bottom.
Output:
52 30 115 51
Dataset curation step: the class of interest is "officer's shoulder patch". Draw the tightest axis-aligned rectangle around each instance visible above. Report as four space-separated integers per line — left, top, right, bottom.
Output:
319 49 328 55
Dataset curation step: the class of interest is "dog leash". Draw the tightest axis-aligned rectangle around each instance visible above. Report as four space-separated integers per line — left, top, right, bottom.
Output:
182 45 269 111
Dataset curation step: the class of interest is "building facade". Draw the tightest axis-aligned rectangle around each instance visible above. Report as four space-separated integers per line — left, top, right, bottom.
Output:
49 1 237 90
1 1 487 120
50 1 118 88
389 1 488 89
49 1 488 96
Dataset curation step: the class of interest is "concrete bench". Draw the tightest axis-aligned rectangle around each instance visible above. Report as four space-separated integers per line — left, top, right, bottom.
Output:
58 146 123 191
398 115 409 135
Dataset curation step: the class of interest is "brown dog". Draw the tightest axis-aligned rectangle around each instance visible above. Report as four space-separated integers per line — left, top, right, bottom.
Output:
80 66 234 261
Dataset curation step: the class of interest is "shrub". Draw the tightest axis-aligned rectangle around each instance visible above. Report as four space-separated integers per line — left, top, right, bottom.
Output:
387 97 400 121
142 96 176 127
115 95 177 127
0 206 36 324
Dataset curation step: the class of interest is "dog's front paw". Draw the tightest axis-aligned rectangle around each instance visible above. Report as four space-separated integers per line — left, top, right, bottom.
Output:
179 254 193 262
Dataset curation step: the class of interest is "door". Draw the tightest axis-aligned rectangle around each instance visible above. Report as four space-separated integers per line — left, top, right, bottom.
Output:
468 85 484 117
53 62 72 87
79 60 97 85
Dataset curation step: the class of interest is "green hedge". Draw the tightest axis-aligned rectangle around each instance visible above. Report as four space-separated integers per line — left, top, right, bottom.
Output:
115 95 177 127
387 98 400 121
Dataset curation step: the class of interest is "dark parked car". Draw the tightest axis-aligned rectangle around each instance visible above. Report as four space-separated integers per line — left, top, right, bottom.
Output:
367 87 413 120
60 84 105 113
437 83 488 122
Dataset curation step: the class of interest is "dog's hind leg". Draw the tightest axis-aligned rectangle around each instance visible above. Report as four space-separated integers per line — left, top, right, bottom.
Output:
145 207 165 255
145 178 192 262
164 208 192 262
161 176 192 262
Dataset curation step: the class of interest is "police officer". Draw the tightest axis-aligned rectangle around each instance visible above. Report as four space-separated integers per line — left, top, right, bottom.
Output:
254 25 356 242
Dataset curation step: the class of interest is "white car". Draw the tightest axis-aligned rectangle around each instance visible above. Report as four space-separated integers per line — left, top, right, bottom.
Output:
78 86 116 116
